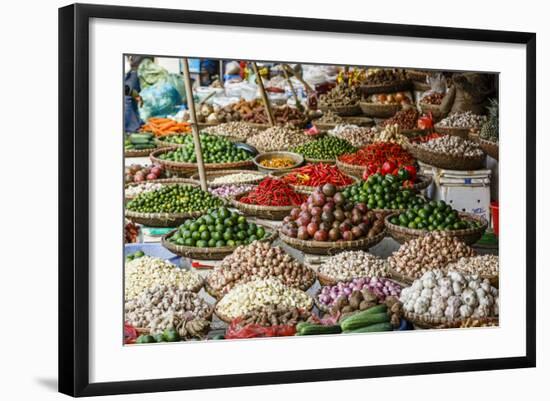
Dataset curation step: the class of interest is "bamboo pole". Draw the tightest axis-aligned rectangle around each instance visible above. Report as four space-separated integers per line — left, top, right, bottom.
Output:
181 58 207 191
282 66 302 110
283 64 314 94
251 62 275 126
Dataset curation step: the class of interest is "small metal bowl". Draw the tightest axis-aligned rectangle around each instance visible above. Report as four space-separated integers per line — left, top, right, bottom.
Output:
253 151 304 174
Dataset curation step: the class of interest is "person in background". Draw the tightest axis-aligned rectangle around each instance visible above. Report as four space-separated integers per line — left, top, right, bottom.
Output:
124 55 151 132
199 59 219 86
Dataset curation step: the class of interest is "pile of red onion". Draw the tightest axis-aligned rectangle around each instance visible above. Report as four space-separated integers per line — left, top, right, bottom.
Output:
318 277 401 307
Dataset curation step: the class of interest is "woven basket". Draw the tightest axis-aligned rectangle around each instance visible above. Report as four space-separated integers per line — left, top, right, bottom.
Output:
469 132 499 161
335 159 365 179
230 190 308 220
125 147 157 158
161 226 278 260
153 134 189 148
404 311 499 329
404 141 486 171
319 104 361 117
341 116 374 127
419 102 447 121
189 169 266 188
283 174 359 194
312 121 339 131
437 317 499 329
124 209 204 228
384 212 488 245
359 102 401 118
360 80 412 96
150 147 255 174
434 124 472 139
279 229 386 255
124 178 198 202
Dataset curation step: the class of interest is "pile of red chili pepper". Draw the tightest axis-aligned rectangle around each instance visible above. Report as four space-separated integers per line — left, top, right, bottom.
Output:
282 163 354 187
239 177 306 206
339 142 415 178
225 318 297 339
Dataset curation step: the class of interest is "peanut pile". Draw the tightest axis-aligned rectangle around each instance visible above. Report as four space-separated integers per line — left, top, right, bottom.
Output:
317 251 389 281
246 125 312 152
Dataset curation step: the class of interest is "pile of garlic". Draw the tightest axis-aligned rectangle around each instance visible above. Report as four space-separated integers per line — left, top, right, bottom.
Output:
399 270 499 321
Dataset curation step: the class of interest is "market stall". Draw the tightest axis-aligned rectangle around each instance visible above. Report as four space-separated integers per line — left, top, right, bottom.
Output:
123 58 499 345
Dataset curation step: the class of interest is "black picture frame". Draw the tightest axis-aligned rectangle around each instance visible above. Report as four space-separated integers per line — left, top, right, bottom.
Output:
59 3 536 397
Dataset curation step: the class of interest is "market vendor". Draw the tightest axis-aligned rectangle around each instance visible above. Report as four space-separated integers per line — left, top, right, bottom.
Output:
124 55 152 132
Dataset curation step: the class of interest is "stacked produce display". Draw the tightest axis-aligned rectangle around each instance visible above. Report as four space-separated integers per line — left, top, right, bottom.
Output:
124 62 499 344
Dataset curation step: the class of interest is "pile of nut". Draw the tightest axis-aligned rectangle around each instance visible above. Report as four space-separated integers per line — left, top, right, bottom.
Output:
216 278 313 320
399 269 499 320
317 251 390 282
370 124 407 145
380 108 419 130
388 233 476 280
234 304 313 327
203 121 262 142
246 125 312 152
438 111 487 129
315 110 344 124
363 68 408 85
207 242 316 294
319 84 361 107
125 284 212 334
328 124 374 147
125 256 203 299
446 255 499 277
417 135 484 157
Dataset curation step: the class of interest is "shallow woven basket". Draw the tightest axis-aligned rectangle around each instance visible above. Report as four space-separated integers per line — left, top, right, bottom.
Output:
189 169 266 188
434 124 473 139
124 178 198 202
359 102 401 118
303 157 337 164
230 190 308 220
437 317 500 329
403 311 499 329
404 141 486 171
125 147 157 158
283 174 359 194
161 226 278 260
312 121 339 131
279 229 386 256
360 80 412 95
384 212 488 245
469 132 499 161
335 159 365 179
319 104 361 117
124 209 204 228
150 147 255 174
341 116 375 127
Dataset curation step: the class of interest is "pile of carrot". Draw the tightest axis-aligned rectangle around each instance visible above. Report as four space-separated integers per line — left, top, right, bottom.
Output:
140 118 192 137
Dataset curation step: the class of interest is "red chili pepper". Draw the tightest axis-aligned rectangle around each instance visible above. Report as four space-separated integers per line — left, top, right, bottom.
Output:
239 177 306 206
281 163 353 187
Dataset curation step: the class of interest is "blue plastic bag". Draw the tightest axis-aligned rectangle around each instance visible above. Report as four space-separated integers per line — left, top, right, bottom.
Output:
138 81 183 121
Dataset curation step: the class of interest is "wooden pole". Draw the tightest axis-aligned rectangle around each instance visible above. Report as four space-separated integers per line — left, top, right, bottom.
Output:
283 64 314 94
182 58 207 191
251 62 275 126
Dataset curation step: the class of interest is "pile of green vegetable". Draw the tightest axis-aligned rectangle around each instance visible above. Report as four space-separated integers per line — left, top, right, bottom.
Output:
157 133 250 164
342 173 424 210
157 134 188 145
388 200 481 230
296 304 393 335
168 207 268 248
136 328 181 343
126 184 223 214
125 250 144 263
291 136 356 160
125 132 155 151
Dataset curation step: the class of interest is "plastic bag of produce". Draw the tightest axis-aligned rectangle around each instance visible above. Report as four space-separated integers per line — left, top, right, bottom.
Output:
138 81 183 121
225 319 297 339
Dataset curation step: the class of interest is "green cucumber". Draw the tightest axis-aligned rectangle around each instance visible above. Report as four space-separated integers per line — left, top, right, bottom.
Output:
340 304 387 324
296 322 313 334
132 143 156 150
340 312 390 332
298 324 342 336
343 322 393 333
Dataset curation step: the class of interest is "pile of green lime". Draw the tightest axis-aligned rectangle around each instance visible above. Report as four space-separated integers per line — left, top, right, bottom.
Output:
342 173 424 210
388 200 481 230
157 134 250 164
169 207 268 248
292 136 356 160
136 328 180 344
126 184 223 214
